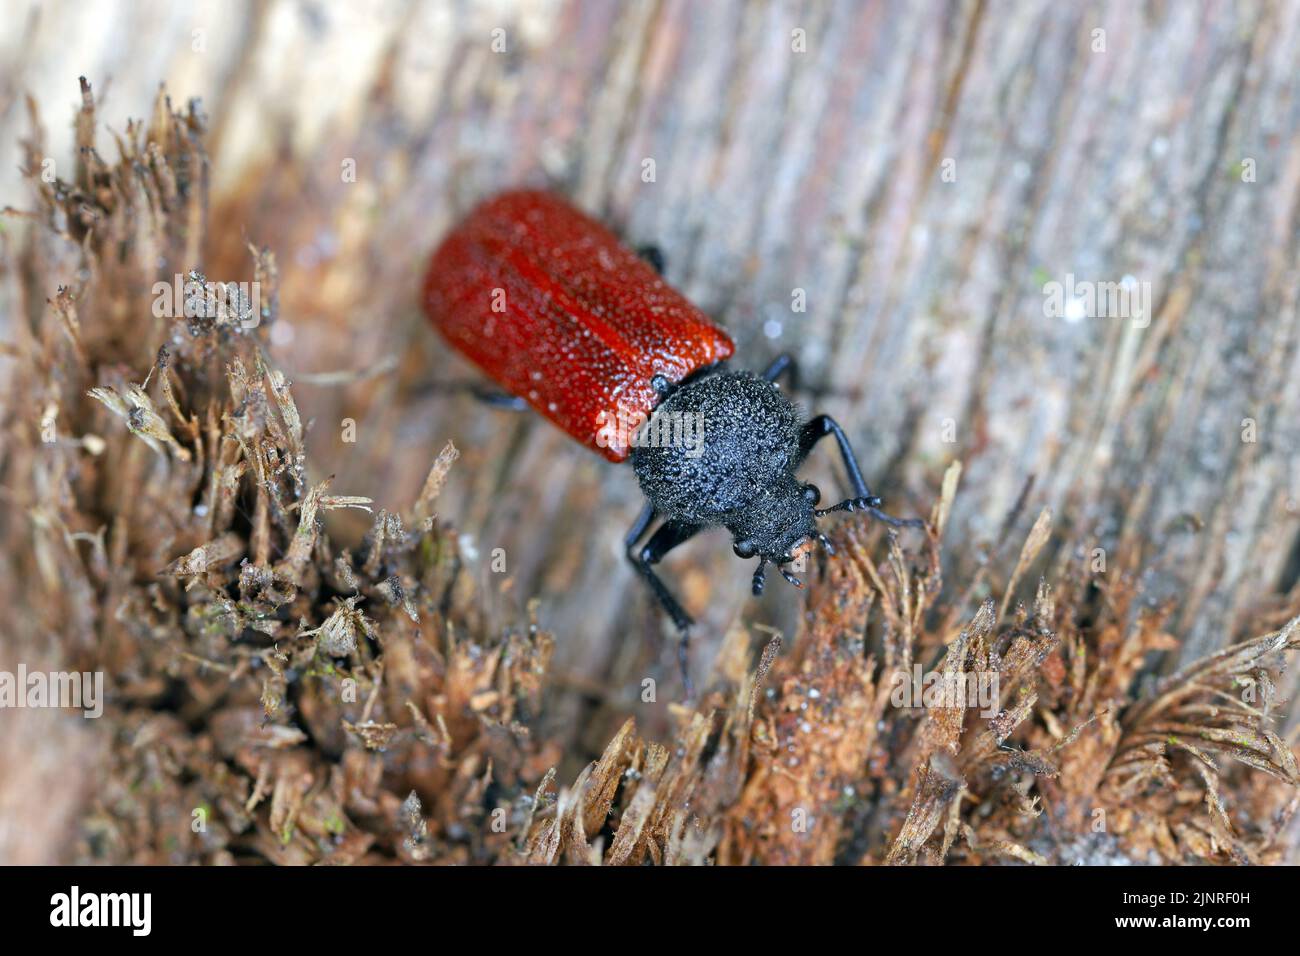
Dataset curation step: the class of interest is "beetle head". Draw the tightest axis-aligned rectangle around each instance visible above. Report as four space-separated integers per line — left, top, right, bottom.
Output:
729 480 837 594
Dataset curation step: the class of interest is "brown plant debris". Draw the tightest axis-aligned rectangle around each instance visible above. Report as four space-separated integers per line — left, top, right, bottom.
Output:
2 82 1298 865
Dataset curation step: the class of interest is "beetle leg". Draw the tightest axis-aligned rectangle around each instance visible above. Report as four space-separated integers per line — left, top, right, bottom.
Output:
469 386 530 410
799 415 872 496
625 515 703 695
764 356 849 401
761 353 799 390
623 503 656 553
411 379 530 411
635 244 666 276
629 520 701 632
800 415 924 529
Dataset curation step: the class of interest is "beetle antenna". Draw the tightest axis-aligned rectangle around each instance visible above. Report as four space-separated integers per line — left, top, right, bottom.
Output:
780 566 804 589
815 495 882 516
752 558 768 596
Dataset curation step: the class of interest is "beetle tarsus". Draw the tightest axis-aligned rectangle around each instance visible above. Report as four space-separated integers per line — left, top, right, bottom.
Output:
471 387 530 411
868 507 926 530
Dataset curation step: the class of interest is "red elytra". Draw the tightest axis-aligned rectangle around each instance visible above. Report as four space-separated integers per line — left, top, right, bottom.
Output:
421 190 735 461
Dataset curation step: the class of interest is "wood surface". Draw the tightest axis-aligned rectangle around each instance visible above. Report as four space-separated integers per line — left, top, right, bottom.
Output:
4 0 1300 861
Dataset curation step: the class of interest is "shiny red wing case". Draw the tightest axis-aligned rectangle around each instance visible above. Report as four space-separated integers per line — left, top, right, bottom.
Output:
422 190 735 462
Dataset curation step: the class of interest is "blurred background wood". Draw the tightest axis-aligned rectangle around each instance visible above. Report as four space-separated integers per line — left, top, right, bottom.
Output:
4 0 1300 859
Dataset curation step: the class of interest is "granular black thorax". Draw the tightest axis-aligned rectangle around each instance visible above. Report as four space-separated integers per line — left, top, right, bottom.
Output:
631 370 814 555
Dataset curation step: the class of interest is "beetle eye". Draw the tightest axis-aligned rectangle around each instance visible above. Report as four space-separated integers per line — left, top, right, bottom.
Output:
733 539 758 559
802 483 821 505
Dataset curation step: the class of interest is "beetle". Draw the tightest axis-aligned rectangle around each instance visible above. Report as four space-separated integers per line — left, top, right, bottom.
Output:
422 190 922 690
